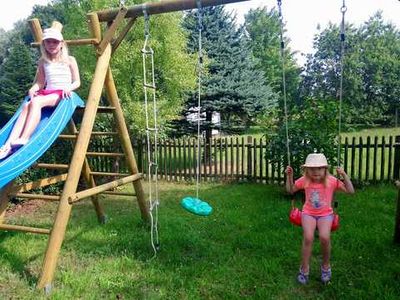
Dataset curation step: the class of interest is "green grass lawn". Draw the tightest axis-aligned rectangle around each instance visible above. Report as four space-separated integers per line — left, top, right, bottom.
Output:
1 182 400 299
342 127 400 141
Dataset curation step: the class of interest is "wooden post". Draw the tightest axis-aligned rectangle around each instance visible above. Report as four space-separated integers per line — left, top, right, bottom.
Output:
37 44 112 291
393 136 400 180
87 13 102 44
28 18 43 43
104 67 150 222
395 181 400 244
0 182 14 224
67 121 107 223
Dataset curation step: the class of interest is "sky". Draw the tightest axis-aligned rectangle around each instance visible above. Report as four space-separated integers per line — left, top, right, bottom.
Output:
1 0 399 65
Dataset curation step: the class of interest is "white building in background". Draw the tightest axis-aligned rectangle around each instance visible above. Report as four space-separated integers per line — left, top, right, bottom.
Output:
186 111 221 136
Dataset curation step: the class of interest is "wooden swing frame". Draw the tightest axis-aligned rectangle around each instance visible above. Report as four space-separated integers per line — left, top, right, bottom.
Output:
0 0 247 292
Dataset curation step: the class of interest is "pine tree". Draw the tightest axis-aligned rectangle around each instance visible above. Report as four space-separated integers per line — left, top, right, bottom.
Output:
0 43 36 126
174 6 276 138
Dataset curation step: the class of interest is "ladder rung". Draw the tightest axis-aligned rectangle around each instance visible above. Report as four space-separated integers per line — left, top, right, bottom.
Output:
76 106 116 113
59 132 119 140
97 106 116 113
13 193 61 201
143 83 156 89
11 173 69 193
58 134 77 139
146 128 158 132
90 172 130 176
91 131 118 136
86 152 125 157
0 224 50 235
35 163 69 170
102 191 136 197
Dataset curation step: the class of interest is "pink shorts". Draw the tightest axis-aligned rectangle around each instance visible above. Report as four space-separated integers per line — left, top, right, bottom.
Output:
35 89 63 99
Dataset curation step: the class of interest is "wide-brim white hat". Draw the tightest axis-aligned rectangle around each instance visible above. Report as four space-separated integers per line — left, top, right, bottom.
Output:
302 153 329 168
42 28 63 41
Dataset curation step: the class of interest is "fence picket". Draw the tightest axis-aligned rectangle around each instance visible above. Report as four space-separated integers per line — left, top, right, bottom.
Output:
91 134 398 184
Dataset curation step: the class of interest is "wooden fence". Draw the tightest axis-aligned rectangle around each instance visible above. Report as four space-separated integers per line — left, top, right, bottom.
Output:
89 135 400 184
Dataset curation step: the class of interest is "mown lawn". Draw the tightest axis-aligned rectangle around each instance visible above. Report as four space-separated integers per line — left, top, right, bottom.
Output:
0 182 399 299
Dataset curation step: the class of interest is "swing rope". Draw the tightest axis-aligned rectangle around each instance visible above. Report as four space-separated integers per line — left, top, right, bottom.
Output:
337 0 347 167
195 0 203 200
141 6 159 257
179 0 212 217
277 0 290 166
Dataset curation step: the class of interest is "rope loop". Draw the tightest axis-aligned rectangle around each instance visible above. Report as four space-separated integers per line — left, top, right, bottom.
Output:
143 5 150 38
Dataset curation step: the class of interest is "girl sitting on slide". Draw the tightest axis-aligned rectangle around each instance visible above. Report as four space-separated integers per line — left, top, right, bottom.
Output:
0 21 80 160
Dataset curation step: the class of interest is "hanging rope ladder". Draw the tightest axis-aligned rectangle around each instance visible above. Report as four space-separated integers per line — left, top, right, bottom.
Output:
141 6 160 256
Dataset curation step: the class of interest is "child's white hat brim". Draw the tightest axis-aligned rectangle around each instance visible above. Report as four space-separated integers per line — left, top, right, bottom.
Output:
42 28 63 41
302 153 329 168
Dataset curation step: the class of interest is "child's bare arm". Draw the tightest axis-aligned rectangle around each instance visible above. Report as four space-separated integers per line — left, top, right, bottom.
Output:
285 166 299 194
336 167 355 194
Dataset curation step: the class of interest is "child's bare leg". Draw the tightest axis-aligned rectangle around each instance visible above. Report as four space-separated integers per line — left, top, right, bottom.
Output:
317 216 332 269
301 214 317 272
5 102 30 145
15 94 60 142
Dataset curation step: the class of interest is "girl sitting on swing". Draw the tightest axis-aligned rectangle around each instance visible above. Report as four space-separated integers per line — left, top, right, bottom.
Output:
285 153 354 285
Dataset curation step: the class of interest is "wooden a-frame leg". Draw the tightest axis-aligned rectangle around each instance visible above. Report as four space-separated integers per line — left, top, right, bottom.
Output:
104 67 149 222
0 181 14 224
37 44 112 291
67 121 107 223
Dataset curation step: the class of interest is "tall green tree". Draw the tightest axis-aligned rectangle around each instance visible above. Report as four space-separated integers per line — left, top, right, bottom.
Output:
302 12 400 128
48 0 197 135
176 6 276 138
244 6 300 100
0 43 36 126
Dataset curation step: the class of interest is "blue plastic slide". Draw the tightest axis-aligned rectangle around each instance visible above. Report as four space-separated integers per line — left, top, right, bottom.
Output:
0 92 85 189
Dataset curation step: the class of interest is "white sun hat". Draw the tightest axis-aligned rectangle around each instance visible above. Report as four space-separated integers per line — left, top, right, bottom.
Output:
302 153 329 168
42 28 63 41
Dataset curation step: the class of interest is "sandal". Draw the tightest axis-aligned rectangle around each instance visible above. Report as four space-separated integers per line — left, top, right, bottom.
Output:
321 265 332 284
297 267 309 285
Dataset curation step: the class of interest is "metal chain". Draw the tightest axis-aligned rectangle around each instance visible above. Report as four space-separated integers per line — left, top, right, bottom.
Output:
337 0 347 167
141 6 159 257
277 0 290 166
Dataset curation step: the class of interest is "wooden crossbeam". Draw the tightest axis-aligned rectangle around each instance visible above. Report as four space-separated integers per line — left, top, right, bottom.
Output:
12 193 61 201
32 38 98 47
69 173 142 204
0 224 50 235
103 191 136 197
90 171 129 176
96 0 248 22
